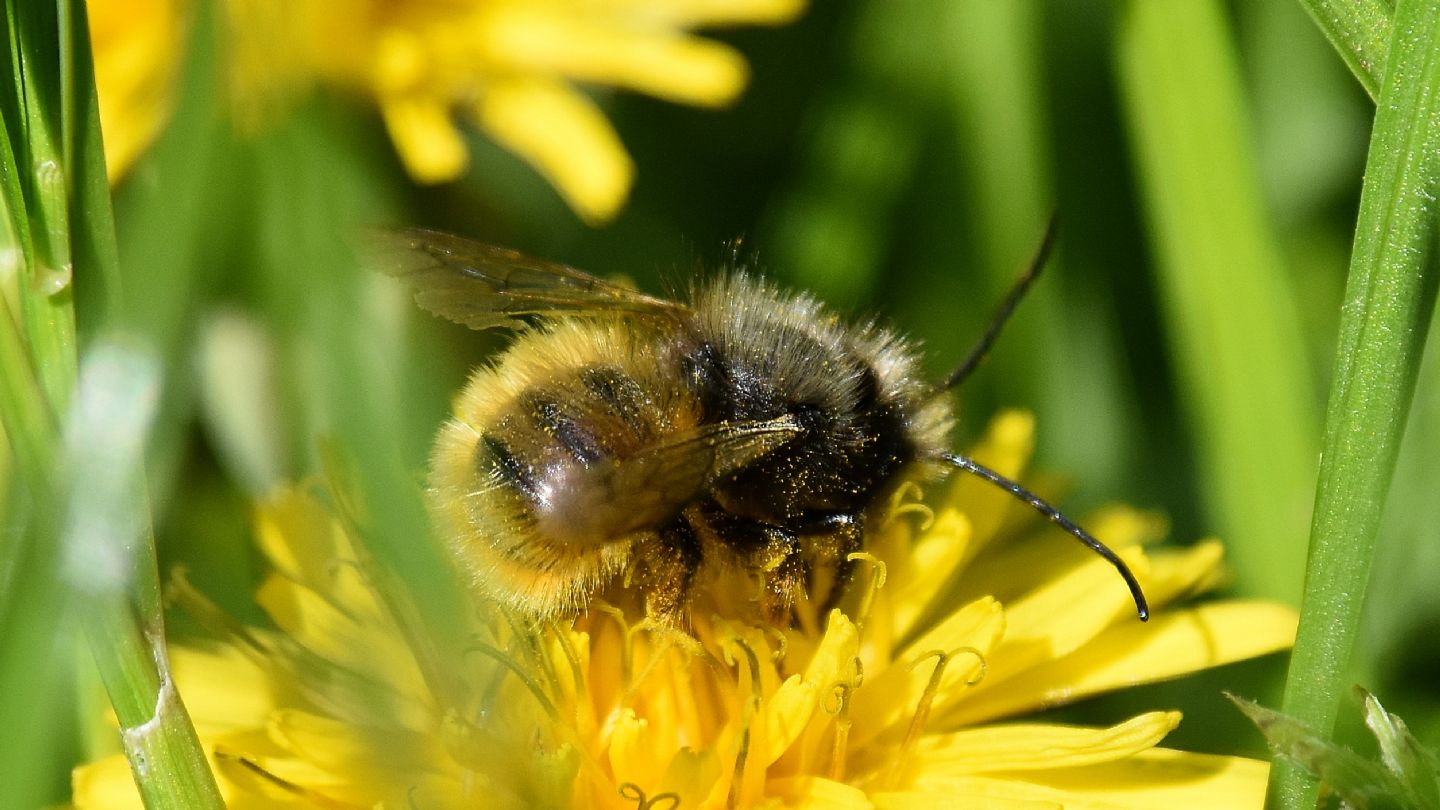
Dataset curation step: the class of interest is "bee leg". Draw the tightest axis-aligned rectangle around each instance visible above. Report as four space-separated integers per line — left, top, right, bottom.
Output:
639 518 703 624
758 529 806 625
801 513 864 616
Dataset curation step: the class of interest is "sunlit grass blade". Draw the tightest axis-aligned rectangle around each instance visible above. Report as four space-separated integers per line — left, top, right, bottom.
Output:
0 511 71 809
250 106 469 702
1294 0 1392 99
1269 0 1440 806
938 0 1135 491
0 79 29 300
0 301 67 810
1116 0 1319 604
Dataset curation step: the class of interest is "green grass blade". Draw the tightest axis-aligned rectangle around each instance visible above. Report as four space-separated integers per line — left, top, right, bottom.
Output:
61 0 120 326
250 106 469 701
66 1 224 801
937 1 1137 491
109 5 221 352
4 0 76 411
0 5 55 805
0 75 31 294
62 341 223 809
1116 0 1319 604
0 519 73 808
1268 0 1440 805
0 0 222 803
0 290 67 808
1294 0 1392 99
0 290 52 484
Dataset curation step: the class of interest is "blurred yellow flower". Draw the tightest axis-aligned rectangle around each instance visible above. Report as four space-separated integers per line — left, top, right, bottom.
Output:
87 0 804 221
72 412 1297 808
87 0 185 181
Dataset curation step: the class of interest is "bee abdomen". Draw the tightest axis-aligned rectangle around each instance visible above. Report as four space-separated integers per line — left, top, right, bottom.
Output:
519 390 606 465
478 434 542 502
580 366 651 434
477 366 666 529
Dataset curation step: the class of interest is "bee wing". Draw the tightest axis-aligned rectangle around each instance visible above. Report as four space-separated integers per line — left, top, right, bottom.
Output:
545 415 804 545
367 227 689 330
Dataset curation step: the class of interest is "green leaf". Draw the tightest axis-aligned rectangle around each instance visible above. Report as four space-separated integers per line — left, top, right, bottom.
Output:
1236 691 1440 810
1233 694 1420 810
1360 688 1440 809
1294 0 1393 99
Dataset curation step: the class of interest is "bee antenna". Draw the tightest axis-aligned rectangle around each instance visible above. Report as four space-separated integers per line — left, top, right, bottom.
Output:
941 215 1059 391
933 452 1150 621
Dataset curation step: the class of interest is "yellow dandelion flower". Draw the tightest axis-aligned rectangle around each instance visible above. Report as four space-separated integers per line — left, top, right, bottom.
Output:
292 0 806 222
88 0 803 216
73 411 1297 809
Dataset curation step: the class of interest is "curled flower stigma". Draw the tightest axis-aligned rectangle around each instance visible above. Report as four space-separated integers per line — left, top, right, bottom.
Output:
619 782 681 810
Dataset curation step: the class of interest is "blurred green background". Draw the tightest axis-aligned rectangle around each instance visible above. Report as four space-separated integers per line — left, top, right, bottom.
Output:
9 0 1440 805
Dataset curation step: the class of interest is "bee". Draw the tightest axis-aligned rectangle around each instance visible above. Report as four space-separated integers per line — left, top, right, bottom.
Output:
372 224 1149 625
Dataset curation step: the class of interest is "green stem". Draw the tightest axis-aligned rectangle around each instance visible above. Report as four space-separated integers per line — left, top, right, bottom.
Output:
1268 0 1440 806
80 596 219 809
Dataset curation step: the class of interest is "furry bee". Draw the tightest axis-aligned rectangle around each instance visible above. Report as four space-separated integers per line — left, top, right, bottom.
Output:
373 226 1148 625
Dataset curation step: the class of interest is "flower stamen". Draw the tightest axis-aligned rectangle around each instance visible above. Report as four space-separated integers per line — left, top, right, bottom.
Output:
823 657 864 782
722 636 764 809
761 624 788 663
889 646 986 788
824 681 853 781
464 640 560 722
591 599 633 686
547 618 588 702
884 481 935 530
828 685 853 783
619 782 681 810
844 552 887 630
217 751 354 808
